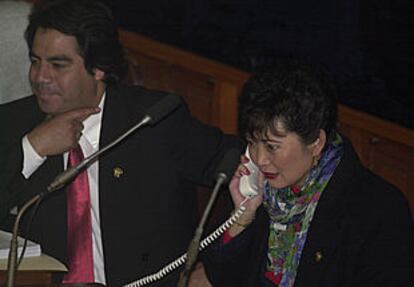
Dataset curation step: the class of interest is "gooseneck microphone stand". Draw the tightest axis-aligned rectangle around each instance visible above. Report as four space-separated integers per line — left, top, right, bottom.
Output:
177 172 228 287
6 193 42 287
177 148 240 287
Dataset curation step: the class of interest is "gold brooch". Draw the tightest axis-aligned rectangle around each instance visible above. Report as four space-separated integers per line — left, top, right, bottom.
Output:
113 167 124 178
314 251 323 263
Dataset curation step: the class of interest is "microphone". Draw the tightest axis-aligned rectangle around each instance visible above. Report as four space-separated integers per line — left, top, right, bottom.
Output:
46 93 181 193
5 93 181 287
178 148 241 287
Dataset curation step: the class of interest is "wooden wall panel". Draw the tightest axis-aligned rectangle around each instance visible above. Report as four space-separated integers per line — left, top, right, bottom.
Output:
119 29 414 217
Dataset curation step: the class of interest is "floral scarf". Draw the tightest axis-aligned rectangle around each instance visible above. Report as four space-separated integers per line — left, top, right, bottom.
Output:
263 133 343 287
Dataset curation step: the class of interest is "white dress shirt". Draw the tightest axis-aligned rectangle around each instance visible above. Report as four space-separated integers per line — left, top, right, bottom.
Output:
21 94 107 285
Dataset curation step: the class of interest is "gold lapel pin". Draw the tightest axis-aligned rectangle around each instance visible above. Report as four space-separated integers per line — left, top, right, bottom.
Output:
113 167 124 178
314 251 323 263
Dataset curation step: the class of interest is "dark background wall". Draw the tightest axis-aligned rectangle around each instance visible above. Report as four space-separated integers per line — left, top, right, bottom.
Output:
102 0 413 129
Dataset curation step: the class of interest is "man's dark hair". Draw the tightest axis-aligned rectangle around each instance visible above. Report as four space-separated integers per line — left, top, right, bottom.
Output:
25 0 127 84
238 59 338 145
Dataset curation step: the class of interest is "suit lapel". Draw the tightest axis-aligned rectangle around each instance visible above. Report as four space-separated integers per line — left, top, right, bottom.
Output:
294 141 358 287
97 86 143 261
100 86 131 149
294 178 347 286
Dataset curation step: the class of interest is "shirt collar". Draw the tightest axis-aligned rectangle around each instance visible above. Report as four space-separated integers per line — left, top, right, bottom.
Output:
82 92 105 149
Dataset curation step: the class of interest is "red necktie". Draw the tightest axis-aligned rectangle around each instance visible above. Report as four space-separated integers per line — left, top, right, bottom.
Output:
62 145 94 283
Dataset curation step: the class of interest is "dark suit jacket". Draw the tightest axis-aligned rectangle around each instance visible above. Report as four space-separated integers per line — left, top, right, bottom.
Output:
203 138 414 287
0 84 242 286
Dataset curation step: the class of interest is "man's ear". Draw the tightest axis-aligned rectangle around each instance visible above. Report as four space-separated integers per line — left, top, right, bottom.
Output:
94 68 105 81
310 129 327 157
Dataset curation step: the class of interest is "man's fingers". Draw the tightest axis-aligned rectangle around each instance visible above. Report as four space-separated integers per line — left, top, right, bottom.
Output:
65 107 101 122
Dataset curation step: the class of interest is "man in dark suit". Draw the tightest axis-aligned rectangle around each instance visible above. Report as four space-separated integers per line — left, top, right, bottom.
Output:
0 0 241 286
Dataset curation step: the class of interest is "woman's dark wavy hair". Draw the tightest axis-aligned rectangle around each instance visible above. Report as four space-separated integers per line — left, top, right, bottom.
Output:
25 0 127 84
238 59 338 145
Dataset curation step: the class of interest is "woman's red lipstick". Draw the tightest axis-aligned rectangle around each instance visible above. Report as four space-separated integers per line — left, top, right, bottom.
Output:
263 172 277 179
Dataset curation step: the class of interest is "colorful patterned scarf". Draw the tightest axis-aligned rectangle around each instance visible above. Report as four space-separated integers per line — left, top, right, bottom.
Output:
263 133 343 287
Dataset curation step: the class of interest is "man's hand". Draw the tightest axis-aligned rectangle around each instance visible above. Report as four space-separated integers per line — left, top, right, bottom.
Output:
27 107 100 157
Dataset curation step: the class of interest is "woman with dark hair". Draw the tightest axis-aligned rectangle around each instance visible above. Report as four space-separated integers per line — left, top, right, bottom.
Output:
203 60 414 287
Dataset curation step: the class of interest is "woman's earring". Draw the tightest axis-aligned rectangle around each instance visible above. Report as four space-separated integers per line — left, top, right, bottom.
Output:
313 157 319 167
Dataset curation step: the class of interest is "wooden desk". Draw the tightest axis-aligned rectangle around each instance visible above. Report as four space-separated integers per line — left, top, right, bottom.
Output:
0 253 67 285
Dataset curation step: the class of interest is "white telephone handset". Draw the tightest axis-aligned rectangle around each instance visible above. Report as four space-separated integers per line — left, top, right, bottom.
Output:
239 147 259 198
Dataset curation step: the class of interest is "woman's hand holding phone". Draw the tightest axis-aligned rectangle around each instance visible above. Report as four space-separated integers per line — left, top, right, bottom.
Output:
228 147 264 236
